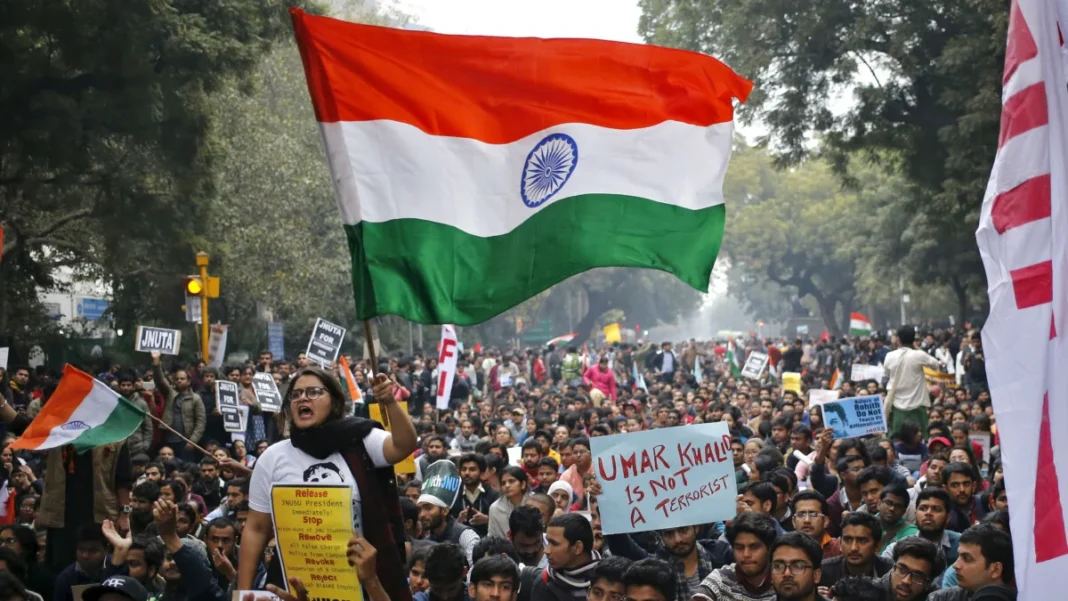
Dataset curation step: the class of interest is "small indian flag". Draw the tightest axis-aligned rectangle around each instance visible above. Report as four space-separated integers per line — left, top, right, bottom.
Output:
10 365 146 453
849 313 873 336
290 9 753 325
726 339 742 376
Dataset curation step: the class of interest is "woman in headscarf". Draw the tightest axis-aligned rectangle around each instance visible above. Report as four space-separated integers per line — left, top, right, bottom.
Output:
548 481 575 514
237 366 417 601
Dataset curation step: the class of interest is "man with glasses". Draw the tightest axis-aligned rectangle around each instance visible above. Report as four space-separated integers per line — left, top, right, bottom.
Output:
818 513 893 595
876 537 942 601
770 532 829 601
588 556 632 601
791 491 841 560
876 484 919 554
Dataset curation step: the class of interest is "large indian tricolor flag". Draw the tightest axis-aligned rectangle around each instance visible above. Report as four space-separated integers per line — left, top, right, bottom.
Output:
10 365 146 453
290 9 752 325
848 312 873 336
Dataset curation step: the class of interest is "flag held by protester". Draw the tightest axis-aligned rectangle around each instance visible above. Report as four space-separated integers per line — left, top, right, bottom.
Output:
10 365 146 453
848 313 873 336
289 9 752 325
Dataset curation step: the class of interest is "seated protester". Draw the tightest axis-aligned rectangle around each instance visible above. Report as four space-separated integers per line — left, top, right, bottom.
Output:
0 546 41 601
519 439 544 482
870 443 913 487
875 484 919 554
769 532 826 601
829 576 886 601
984 479 1008 514
413 543 468 601
80 575 149 601
814 437 871 537
547 481 575 514
154 499 227 601
882 488 960 572
509 506 547 569
942 463 982 533
467 555 520 601
407 546 431 597
786 425 815 472
536 458 561 495
453 454 499 539
588 556 633 601
928 524 1013 601
763 468 796 533
737 482 787 535
938 512 1009 591
623 557 676 601
749 451 782 483
857 467 896 516
876 537 942 601
0 571 32 601
0 524 51 598
54 525 107 601
130 481 160 536
192 458 224 511
693 512 778 601
204 518 239 591
605 522 732 601
101 520 165 596
913 453 949 493
534 513 602 600
418 461 482 566
205 478 249 522
818 513 893 592
791 490 842 560
768 417 792 455
523 493 556 528
893 421 928 475
400 498 435 555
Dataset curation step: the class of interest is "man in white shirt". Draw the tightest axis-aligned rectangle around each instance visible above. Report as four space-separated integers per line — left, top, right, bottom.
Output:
883 326 942 438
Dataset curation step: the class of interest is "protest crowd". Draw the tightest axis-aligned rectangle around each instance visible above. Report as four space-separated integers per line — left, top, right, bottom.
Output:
0 322 1016 601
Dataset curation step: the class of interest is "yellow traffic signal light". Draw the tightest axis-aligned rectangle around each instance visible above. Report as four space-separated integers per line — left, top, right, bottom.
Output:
184 277 204 295
183 276 219 298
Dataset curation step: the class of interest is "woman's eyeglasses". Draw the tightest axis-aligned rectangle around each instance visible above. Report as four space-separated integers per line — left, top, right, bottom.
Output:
288 386 327 401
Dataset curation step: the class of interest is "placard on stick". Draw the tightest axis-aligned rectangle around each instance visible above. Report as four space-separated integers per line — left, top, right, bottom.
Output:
306 318 346 368
740 351 768 380
271 484 363 601
216 380 242 433
591 422 737 534
822 394 888 438
252 372 283 413
135 326 182 355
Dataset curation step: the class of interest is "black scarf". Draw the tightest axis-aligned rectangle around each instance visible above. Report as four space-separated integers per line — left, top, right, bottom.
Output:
288 416 379 459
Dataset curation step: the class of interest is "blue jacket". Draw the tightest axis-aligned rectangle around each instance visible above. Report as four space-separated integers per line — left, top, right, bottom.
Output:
53 563 102 601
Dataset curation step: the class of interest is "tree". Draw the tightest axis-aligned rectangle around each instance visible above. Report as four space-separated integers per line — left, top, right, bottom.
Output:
639 0 1006 317
0 0 315 346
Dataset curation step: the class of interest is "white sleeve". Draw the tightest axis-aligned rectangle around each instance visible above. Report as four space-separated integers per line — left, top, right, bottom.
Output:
363 427 391 468
248 450 275 514
459 528 481 565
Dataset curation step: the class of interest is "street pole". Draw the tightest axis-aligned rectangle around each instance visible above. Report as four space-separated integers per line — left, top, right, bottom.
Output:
899 273 906 327
197 252 210 361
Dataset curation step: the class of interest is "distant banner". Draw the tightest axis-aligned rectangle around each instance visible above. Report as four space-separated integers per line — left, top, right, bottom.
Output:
740 351 768 380
923 366 956 388
808 389 841 405
306 318 346 368
271 485 363 601
435 325 458 410
823 394 888 438
850 364 885 382
591 422 737 534
603 323 622 343
217 380 242 433
267 322 285 360
135 326 181 355
207 324 228 368
252 372 283 413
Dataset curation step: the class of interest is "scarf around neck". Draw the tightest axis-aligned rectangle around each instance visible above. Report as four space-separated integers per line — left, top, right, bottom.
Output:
545 550 601 593
289 416 378 460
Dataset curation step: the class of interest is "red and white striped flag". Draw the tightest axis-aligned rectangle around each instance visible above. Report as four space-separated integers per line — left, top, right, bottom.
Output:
976 0 1068 594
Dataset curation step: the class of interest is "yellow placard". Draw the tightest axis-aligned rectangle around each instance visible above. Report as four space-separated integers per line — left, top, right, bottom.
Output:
782 372 802 395
369 402 416 474
271 485 362 601
603 323 622 343
922 366 956 387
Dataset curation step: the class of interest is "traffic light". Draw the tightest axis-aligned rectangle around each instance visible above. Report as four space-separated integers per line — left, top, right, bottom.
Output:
183 275 219 298
184 276 204 296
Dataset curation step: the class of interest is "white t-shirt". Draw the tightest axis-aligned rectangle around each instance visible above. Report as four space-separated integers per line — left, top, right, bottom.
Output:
249 431 391 533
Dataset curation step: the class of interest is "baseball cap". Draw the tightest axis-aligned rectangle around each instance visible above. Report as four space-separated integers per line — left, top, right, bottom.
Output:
928 436 952 450
83 576 148 601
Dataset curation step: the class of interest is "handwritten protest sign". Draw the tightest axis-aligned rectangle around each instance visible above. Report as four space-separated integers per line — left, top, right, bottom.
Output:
822 394 888 438
369 402 416 474
252 372 283 413
782 372 802 395
740 351 768 380
306 318 346 368
271 484 362 601
591 423 737 534
217 380 242 433
135 326 182 355
850 364 885 383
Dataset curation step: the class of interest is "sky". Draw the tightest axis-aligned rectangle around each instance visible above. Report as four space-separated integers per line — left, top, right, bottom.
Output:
395 0 644 42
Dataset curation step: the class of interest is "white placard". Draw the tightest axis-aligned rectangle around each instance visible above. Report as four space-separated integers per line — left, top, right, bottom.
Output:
207 324 228 368
435 325 458 410
217 380 242 433
808 389 841 406
135 326 182 355
850 364 886 382
305 318 346 367
252 372 283 413
740 351 769 380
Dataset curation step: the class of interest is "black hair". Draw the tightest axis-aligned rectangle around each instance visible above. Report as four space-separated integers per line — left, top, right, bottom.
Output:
869 445 888 464
943 461 978 484
879 482 910 503
424 434 446 447
856 466 895 488
791 423 813 441
0 525 36 566
770 531 822 569
927 420 947 436
959 524 1015 584
145 461 164 474
897 326 916 346
131 536 165 574
521 438 542 453
225 477 250 495
132 481 161 503
990 477 1006 502
508 505 545 538
841 512 883 543
459 453 487 472
282 366 350 425
0 546 26 583
622 557 676 601
892 536 943 577
484 453 505 473
791 490 829 515
915 487 953 512
981 510 1010 531
771 415 792 430
424 542 468 584
472 536 520 564
592 555 633 587
740 481 778 513
0 571 28 601
537 457 560 471
762 470 793 498
407 546 430 571
160 478 186 500
837 438 872 465
207 517 236 536
831 576 887 601
896 420 921 444
752 454 780 478
470 555 520 591
76 524 106 547
548 513 594 555
404 479 422 492
568 436 591 451
500 465 529 488
725 512 777 549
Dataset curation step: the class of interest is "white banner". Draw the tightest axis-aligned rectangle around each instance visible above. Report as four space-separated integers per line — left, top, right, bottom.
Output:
435 325 458 410
849 364 885 382
207 324 228 368
808 389 841 406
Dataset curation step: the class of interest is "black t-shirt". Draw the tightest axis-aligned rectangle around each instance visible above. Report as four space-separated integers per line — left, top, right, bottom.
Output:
782 346 804 372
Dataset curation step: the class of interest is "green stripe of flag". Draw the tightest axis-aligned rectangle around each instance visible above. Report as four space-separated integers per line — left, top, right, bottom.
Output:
71 395 146 453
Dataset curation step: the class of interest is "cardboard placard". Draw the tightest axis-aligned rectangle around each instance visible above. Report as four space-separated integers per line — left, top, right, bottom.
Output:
822 394 888 438
207 324 228 368
808 389 841 406
252 372 284 413
306 318 346 368
217 380 242 433
850 364 886 383
271 485 363 601
591 422 737 534
782 372 802 395
740 351 768 380
135 326 182 355
368 402 416 474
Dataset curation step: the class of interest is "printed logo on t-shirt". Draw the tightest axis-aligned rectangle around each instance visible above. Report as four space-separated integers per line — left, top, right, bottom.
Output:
302 462 345 484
